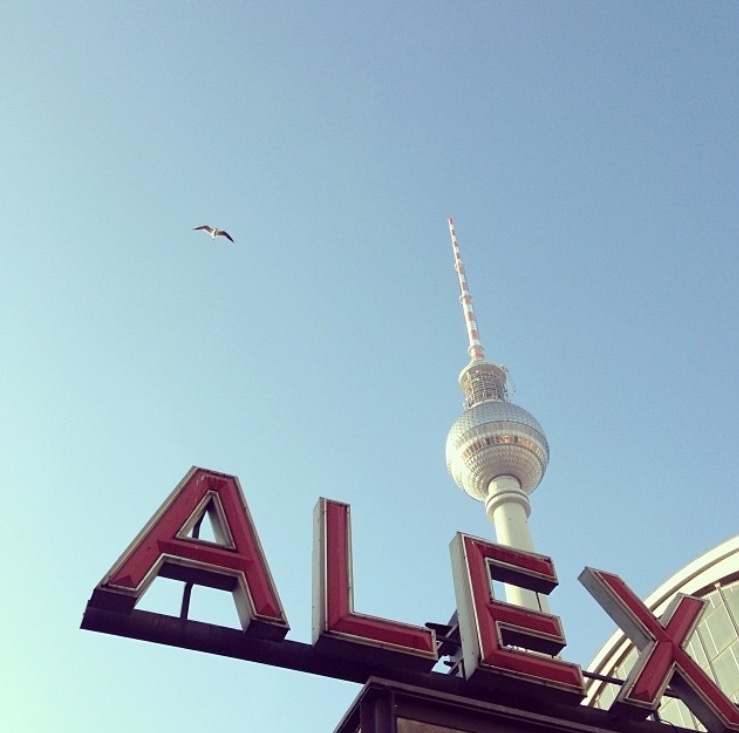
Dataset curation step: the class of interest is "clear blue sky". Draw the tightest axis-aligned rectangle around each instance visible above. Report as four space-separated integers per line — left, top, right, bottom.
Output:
2 2 738 730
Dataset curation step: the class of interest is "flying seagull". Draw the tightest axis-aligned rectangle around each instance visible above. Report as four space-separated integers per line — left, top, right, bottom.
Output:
193 225 235 243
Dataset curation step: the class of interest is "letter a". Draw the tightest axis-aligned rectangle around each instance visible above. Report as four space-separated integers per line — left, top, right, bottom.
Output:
91 467 289 640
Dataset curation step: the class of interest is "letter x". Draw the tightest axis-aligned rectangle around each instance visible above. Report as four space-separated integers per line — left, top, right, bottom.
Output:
580 567 739 733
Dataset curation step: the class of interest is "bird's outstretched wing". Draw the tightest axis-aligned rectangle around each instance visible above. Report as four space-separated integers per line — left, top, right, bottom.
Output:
193 225 214 233
218 230 235 242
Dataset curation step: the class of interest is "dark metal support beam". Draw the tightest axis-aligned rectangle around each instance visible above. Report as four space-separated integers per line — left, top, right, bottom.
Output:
80 604 689 733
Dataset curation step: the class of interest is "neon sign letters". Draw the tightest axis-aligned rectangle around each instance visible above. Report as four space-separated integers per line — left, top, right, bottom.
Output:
84 468 739 733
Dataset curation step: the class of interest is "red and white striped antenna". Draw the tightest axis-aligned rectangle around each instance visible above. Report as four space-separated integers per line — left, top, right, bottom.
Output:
448 217 486 362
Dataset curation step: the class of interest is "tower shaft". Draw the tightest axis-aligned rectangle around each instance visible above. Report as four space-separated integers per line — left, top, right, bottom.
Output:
485 476 544 610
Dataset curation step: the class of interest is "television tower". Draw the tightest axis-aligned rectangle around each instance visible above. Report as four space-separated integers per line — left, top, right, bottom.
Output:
445 218 549 609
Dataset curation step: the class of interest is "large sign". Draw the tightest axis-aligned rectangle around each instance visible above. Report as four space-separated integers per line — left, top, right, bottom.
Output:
82 467 739 733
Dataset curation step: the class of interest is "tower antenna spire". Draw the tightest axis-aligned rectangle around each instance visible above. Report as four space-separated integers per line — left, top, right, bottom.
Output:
447 217 507 406
447 217 485 362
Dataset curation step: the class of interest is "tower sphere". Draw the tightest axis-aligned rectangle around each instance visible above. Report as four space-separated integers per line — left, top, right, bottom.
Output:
445 396 549 502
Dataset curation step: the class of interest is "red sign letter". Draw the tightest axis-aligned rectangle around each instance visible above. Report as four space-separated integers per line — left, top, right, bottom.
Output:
580 567 739 733
451 533 584 701
312 499 438 671
93 467 289 640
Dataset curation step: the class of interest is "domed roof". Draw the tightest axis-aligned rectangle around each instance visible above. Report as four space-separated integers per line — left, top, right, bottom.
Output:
445 400 549 501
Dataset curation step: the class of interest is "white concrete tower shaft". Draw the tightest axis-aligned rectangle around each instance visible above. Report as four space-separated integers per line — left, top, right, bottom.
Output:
445 218 550 610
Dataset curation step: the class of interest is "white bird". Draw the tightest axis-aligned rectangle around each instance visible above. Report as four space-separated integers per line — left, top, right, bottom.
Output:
193 225 235 243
